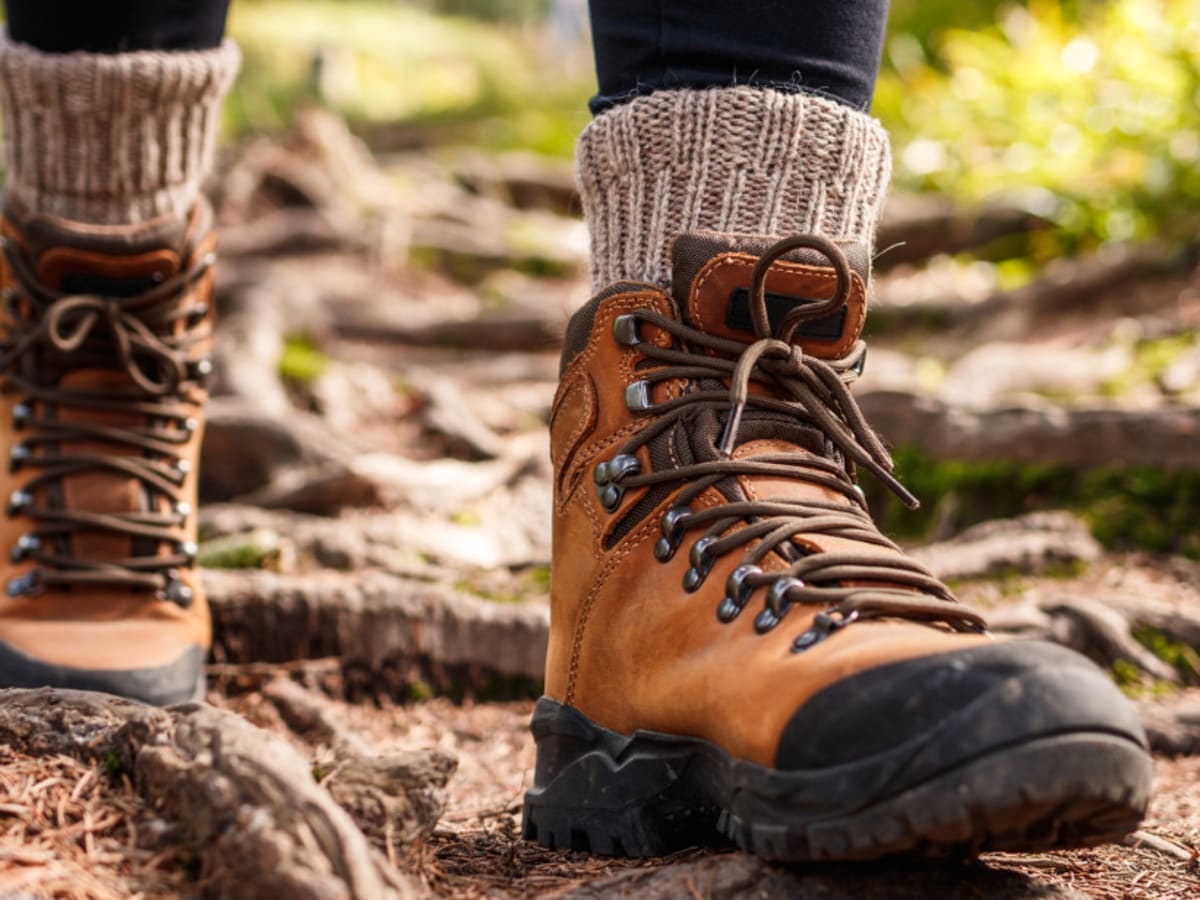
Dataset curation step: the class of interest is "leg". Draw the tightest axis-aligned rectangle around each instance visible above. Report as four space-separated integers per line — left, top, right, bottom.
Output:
577 1 891 289
527 0 1153 862
0 1 236 703
589 0 888 112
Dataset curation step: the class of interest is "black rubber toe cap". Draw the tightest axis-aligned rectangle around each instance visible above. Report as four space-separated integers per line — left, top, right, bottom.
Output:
776 639 1147 772
0 640 205 706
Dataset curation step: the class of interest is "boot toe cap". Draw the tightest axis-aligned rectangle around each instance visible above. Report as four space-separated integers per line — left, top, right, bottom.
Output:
775 639 1147 772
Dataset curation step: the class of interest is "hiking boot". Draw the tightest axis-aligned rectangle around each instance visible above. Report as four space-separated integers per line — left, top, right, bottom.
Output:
0 198 216 705
524 231 1153 861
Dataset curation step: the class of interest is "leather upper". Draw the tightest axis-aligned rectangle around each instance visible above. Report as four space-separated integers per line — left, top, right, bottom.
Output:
0 201 214 672
547 234 991 767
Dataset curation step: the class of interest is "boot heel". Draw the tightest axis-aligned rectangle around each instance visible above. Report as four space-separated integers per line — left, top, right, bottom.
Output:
521 698 721 856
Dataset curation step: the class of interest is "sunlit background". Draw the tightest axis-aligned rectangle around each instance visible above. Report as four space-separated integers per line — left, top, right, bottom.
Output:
224 0 1200 258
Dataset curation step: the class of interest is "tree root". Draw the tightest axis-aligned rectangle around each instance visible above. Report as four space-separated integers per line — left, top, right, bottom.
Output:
0 689 426 899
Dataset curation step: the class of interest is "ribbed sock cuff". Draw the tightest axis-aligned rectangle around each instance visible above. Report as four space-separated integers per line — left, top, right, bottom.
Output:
577 87 892 289
0 35 240 225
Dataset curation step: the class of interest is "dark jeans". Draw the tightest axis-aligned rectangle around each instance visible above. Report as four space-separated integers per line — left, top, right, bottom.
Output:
3 0 888 111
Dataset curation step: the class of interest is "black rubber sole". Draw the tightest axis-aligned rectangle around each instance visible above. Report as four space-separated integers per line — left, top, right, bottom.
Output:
522 696 1153 862
0 640 206 706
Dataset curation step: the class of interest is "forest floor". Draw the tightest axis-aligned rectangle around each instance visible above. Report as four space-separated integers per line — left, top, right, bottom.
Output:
2 111 1200 898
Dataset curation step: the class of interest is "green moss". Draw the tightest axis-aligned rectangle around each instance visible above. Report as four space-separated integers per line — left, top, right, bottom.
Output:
278 335 329 385
102 751 124 783
1132 625 1200 684
863 445 1200 558
311 764 326 782
197 530 282 570
406 680 435 702
1111 658 1143 689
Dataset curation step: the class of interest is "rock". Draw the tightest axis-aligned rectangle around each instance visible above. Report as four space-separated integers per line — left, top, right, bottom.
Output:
911 512 1102 581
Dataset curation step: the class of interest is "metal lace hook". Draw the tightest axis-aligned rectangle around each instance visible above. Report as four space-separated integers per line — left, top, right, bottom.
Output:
747 234 853 343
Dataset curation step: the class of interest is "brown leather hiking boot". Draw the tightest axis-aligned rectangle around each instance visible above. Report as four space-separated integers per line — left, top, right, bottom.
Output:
0 199 216 705
524 232 1153 861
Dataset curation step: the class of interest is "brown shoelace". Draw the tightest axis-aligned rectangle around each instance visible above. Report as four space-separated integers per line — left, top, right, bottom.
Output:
595 234 987 650
0 236 213 602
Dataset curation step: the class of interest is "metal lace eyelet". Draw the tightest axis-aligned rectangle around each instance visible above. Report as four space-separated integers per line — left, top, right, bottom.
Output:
9 444 31 472
755 577 803 634
178 540 198 561
594 454 640 512
182 417 199 434
754 607 783 633
174 459 192 476
682 536 718 593
193 358 214 379
654 507 691 562
11 403 31 429
6 570 43 598
717 564 763 623
160 570 194 607
598 483 623 511
8 534 39 563
792 607 860 653
174 500 192 518
624 380 653 412
6 490 32 517
767 577 803 612
613 313 641 346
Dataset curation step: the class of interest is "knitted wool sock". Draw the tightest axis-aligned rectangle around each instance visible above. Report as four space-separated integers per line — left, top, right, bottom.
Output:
0 35 240 225
576 87 892 289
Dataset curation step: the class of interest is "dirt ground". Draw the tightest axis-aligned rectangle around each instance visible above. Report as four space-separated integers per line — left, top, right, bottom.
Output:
2 688 1197 899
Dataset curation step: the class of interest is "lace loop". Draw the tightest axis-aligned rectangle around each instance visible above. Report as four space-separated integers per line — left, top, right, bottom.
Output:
607 234 988 642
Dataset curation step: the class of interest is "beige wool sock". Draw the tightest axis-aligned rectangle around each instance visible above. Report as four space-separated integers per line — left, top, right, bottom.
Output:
577 87 892 289
0 35 240 225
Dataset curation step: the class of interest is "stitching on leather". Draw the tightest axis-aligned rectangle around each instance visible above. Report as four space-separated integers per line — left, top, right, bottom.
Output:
551 371 595 470
565 513 660 704
690 254 866 358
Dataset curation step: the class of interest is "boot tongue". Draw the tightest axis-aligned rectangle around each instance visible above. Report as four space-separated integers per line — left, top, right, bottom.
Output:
669 230 871 361
664 231 865 511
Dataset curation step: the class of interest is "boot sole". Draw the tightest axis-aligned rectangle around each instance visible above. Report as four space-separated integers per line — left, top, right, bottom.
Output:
0 640 206 706
522 693 1152 862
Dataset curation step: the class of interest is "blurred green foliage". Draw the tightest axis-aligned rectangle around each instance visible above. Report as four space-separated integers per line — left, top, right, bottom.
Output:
226 0 1200 259
226 0 590 156
878 0 1200 258
864 445 1200 558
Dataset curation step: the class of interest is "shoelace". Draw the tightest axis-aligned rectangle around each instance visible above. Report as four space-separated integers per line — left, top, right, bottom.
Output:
595 234 987 650
0 235 214 601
